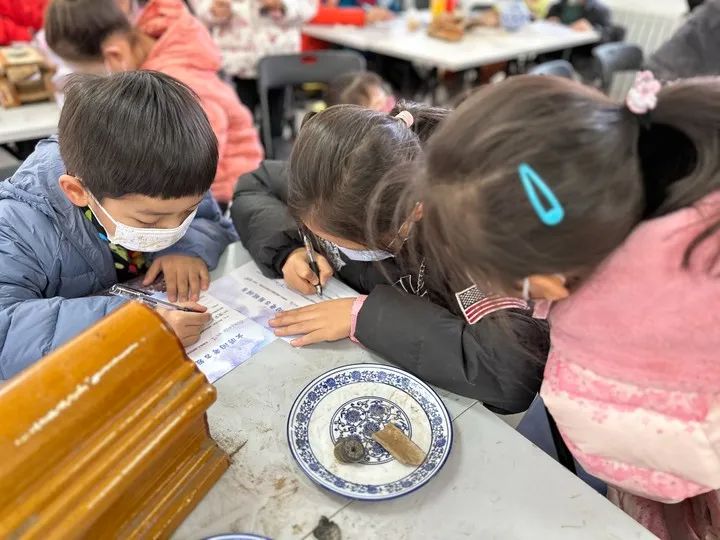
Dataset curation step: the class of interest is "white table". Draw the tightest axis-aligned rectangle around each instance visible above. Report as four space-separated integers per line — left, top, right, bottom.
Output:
175 244 653 540
0 102 60 145
303 17 600 72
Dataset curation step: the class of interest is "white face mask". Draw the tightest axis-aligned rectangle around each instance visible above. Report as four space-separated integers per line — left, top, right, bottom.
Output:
337 245 394 262
89 195 196 252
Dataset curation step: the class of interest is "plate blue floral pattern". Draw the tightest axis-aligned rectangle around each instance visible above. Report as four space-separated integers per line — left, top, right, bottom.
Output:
330 396 412 465
287 364 453 501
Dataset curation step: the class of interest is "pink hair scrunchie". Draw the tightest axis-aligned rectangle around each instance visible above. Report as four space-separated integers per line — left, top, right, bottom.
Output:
626 71 662 115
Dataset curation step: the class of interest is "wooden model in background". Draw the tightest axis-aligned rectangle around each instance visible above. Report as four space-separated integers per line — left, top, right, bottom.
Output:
0 45 55 108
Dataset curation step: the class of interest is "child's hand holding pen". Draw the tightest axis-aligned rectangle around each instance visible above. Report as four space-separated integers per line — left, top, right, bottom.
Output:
156 303 212 347
282 247 334 296
110 285 211 347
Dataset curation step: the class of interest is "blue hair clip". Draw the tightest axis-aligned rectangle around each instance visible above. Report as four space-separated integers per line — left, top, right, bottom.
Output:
518 163 564 227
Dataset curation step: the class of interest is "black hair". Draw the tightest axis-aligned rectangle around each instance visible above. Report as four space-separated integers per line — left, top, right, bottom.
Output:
59 71 218 200
288 101 448 247
45 0 132 63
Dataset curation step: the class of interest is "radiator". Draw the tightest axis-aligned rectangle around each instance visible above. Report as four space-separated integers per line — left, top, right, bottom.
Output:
604 4 683 98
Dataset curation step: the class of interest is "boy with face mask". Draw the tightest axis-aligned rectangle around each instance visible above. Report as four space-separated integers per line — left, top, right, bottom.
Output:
0 71 238 380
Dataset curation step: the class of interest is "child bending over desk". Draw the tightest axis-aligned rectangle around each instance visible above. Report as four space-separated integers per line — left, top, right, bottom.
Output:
231 103 549 414
414 73 720 538
0 71 238 380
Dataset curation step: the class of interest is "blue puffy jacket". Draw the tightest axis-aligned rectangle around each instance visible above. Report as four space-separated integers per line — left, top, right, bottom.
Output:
0 138 238 379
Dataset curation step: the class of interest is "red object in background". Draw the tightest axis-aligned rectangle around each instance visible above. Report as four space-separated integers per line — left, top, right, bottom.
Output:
0 0 47 46
445 0 456 12
302 6 367 51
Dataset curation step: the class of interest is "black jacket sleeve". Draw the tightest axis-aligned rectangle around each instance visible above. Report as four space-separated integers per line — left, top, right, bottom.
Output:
547 2 561 18
354 284 549 414
231 160 302 278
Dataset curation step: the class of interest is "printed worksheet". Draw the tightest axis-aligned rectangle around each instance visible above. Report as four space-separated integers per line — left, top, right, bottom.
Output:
183 293 276 383
208 261 359 335
149 261 358 381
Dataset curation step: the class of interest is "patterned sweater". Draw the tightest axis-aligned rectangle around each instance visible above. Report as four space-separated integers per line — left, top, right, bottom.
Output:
542 191 720 505
192 0 317 79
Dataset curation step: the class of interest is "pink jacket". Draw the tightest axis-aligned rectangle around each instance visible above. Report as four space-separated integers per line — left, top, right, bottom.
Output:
138 0 263 203
541 191 720 530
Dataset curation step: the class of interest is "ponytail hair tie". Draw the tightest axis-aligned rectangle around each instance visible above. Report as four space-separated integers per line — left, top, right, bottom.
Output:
626 71 662 116
394 110 414 128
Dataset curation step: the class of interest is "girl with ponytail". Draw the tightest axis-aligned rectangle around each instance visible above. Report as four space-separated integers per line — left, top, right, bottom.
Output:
417 73 720 538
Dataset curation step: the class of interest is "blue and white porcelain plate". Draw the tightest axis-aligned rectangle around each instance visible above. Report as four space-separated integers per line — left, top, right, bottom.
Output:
287 363 453 501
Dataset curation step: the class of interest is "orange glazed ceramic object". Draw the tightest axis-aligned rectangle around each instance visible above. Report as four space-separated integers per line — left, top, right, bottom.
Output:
0 302 229 539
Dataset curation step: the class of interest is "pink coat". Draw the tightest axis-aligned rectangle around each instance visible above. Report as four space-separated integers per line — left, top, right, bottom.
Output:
542 191 720 538
138 0 263 203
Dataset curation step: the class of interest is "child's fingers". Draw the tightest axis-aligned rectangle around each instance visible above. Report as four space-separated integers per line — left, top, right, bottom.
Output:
200 265 210 291
165 269 178 302
273 320 321 337
317 256 334 285
182 311 213 326
285 273 316 295
291 330 326 347
269 306 318 326
176 270 190 302
143 260 162 286
188 271 201 302
175 301 208 313
297 264 320 285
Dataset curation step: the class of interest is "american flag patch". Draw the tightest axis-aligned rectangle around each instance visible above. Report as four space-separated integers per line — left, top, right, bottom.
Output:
455 285 528 324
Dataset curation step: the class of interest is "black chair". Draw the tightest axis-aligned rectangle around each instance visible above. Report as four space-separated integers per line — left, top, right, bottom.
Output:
528 60 576 79
0 165 18 181
257 51 367 158
592 42 644 94
607 24 627 44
